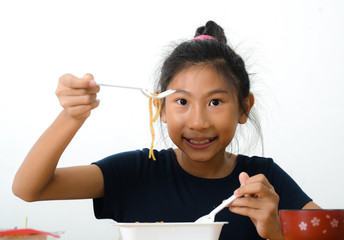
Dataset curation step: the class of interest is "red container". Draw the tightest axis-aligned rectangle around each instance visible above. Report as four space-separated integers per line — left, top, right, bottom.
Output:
279 209 344 240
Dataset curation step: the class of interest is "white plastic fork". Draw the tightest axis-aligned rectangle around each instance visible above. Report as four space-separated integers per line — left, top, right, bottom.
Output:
195 195 237 223
98 83 176 99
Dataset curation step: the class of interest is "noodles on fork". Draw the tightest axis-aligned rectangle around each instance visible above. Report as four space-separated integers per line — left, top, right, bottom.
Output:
148 95 161 160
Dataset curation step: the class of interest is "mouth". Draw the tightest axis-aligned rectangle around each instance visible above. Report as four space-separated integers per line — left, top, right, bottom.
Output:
183 137 218 149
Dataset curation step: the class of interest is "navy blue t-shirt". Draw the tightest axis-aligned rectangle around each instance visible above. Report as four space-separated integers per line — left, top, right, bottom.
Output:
93 148 311 240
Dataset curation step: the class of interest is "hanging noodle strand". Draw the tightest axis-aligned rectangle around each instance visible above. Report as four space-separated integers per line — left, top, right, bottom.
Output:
148 95 161 160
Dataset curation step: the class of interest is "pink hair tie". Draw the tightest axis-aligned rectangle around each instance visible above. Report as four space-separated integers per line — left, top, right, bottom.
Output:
192 35 216 41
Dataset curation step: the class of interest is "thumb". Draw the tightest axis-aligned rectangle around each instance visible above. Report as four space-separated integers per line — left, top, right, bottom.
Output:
239 172 249 186
83 73 94 80
83 73 97 87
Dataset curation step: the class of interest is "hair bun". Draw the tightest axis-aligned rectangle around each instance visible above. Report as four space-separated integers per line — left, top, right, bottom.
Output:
194 20 227 44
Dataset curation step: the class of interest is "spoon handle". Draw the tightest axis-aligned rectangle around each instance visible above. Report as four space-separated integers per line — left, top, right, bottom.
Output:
98 83 142 90
210 195 237 216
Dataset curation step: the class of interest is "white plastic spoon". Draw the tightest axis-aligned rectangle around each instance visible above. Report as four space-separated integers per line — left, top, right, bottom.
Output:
98 83 176 99
195 195 237 223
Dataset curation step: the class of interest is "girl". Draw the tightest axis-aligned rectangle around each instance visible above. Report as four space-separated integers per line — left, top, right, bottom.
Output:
12 21 320 240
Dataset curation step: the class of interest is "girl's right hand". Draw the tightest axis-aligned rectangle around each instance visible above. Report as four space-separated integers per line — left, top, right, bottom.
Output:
13 73 104 202
56 73 100 120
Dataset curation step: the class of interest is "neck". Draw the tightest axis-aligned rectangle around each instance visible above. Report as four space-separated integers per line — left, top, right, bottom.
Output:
174 149 237 179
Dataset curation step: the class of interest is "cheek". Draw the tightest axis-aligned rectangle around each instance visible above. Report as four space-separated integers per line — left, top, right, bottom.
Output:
213 110 241 132
164 112 183 141
161 103 184 124
164 108 184 126
217 117 237 131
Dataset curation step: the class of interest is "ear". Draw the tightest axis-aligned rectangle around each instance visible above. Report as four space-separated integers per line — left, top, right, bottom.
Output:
238 92 255 124
160 102 167 123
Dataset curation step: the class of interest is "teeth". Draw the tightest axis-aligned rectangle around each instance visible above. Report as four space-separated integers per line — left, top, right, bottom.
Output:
188 138 214 145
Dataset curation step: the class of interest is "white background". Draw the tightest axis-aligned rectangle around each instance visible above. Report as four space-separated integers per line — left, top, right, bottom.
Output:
1 0 343 239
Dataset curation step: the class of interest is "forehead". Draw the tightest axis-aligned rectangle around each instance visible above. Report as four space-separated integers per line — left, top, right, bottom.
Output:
168 65 232 91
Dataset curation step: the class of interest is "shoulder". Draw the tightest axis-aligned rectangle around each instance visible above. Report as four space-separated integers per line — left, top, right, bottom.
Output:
236 155 290 183
236 154 275 176
235 155 312 209
94 148 173 164
92 148 175 186
92 148 174 174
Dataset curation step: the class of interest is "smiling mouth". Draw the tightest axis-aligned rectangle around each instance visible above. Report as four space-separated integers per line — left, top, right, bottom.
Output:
184 137 217 145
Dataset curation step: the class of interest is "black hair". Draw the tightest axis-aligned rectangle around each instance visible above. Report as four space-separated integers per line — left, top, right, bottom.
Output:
157 21 250 114
156 20 263 153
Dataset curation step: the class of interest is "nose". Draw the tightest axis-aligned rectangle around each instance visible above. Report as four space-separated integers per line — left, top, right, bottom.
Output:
187 105 210 130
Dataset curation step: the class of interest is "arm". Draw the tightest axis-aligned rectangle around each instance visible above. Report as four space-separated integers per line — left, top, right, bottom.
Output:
302 201 321 209
12 74 103 202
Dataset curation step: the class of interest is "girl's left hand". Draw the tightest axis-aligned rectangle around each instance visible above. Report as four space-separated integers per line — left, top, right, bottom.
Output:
229 172 284 240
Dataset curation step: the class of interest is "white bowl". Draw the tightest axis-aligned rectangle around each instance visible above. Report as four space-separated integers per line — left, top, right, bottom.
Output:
116 222 227 240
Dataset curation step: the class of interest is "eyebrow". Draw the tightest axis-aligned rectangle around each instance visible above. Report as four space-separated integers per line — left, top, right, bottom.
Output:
174 89 230 97
207 89 230 96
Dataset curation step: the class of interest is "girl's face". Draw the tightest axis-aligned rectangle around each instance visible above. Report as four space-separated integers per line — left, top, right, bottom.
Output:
161 65 250 163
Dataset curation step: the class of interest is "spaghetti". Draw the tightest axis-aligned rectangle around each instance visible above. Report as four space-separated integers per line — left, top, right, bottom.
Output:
148 95 161 160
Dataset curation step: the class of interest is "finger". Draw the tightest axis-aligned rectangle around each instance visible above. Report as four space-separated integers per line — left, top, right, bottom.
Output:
230 195 265 209
83 73 97 88
59 95 98 108
229 205 260 218
66 99 100 119
238 172 251 198
234 182 270 198
57 86 100 97
244 174 273 188
83 73 94 80
229 204 281 240
239 172 250 186
229 197 277 217
60 74 96 89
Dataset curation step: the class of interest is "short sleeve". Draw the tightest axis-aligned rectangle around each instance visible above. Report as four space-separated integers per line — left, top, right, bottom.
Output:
238 155 312 210
266 159 312 209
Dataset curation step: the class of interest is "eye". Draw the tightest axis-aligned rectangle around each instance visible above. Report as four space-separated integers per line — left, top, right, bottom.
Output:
177 98 188 105
209 99 222 106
